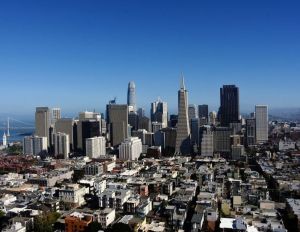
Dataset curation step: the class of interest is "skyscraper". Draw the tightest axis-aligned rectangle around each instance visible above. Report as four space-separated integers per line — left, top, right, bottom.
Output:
220 85 240 126
151 99 168 128
51 108 61 124
198 105 209 120
53 132 69 159
107 104 128 146
246 118 256 146
175 75 191 155
137 108 145 118
35 107 51 146
128 111 139 131
77 111 101 151
23 136 47 155
255 105 268 144
55 118 77 151
127 81 136 112
188 104 197 120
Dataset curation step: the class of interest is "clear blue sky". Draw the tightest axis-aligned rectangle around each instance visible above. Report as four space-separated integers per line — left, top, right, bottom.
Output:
0 0 299 117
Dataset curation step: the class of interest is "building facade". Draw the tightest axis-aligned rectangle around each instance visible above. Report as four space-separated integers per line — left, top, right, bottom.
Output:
127 81 137 112
175 76 191 155
220 85 239 126
85 136 106 158
255 105 268 144
151 99 168 128
35 107 51 146
119 137 142 161
107 104 128 146
53 132 69 159
23 136 47 156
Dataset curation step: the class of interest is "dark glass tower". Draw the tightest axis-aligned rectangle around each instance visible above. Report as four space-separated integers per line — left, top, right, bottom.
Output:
220 85 240 126
198 104 209 119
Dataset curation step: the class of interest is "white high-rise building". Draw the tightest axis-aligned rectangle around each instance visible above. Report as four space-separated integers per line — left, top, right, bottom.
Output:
23 136 47 155
255 105 268 144
119 137 142 161
53 132 69 159
86 136 106 159
51 108 61 124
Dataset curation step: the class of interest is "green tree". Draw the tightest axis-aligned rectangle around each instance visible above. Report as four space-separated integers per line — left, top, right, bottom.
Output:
108 223 132 232
34 212 61 232
86 221 103 232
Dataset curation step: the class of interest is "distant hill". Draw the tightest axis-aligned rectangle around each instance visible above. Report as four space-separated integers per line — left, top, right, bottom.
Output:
269 108 300 121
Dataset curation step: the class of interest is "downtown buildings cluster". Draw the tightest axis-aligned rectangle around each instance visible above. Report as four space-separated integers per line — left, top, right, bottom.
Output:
23 78 268 161
2 78 300 232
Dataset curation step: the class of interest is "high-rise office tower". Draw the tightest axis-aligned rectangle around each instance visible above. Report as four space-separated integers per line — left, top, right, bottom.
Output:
175 75 191 155
220 85 240 126
107 104 128 146
152 121 163 134
138 116 151 132
23 136 47 155
132 129 147 144
151 99 168 128
127 81 136 112
169 115 178 128
35 107 51 146
51 108 61 124
77 112 101 151
128 111 139 131
81 120 101 153
137 108 145 118
85 136 106 158
255 105 268 144
213 127 231 153
190 118 199 145
209 111 217 125
199 126 214 157
198 105 209 120
246 118 256 146
53 132 69 159
119 137 142 161
188 104 197 120
55 118 77 151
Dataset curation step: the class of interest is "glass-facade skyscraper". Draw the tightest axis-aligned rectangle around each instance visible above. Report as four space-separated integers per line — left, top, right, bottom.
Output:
220 85 240 126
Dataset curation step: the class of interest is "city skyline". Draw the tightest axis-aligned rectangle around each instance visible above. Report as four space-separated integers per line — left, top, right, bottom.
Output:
1 1 300 116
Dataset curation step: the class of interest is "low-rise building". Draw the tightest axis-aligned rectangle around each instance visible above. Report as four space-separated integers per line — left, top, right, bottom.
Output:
59 184 89 206
65 212 93 232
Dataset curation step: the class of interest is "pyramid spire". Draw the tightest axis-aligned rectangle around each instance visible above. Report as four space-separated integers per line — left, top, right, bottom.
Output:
180 72 185 90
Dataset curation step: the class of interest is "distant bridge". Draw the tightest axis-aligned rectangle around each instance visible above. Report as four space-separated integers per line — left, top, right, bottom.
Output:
0 117 35 135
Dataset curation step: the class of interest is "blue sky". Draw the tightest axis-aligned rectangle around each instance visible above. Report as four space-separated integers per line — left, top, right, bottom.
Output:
0 0 299 117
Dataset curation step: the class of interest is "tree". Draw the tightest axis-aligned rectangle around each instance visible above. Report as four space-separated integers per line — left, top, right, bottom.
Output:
0 210 8 230
34 212 61 232
86 221 103 232
108 223 132 232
